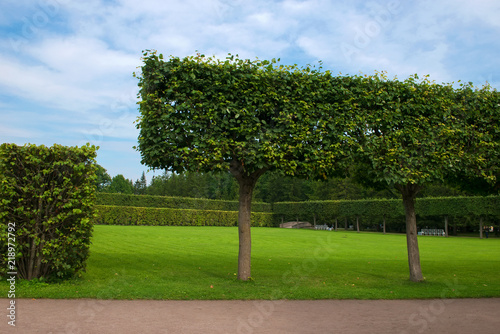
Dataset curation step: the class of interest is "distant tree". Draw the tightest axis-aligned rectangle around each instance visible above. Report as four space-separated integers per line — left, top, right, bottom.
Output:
134 172 148 195
95 164 112 192
135 52 353 280
146 172 169 196
207 172 238 200
108 174 134 194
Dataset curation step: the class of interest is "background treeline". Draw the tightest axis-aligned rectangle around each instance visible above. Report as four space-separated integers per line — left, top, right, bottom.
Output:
96 165 472 203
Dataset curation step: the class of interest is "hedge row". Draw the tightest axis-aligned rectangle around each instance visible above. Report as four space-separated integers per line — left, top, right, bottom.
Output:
273 196 500 223
95 205 275 227
96 193 272 213
0 143 97 280
94 194 499 228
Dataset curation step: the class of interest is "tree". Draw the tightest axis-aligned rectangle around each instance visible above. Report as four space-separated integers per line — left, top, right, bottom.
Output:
134 171 148 195
95 164 112 192
135 51 353 280
108 174 134 194
352 73 485 281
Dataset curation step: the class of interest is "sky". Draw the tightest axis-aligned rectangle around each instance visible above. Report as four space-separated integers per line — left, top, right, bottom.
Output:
1 0 499 183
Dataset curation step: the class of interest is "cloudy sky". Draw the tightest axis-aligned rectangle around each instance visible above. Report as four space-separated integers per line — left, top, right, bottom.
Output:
1 0 499 183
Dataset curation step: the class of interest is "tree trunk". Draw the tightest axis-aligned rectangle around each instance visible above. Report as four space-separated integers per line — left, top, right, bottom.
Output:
480 217 483 239
444 216 449 238
383 218 386 234
335 218 338 231
230 160 266 281
356 217 360 233
397 184 424 282
27 237 37 280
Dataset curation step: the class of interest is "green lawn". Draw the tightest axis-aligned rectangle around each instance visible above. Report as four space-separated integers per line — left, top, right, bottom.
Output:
2 225 499 300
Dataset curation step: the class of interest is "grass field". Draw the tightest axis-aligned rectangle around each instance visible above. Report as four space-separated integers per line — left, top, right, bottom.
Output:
2 225 499 300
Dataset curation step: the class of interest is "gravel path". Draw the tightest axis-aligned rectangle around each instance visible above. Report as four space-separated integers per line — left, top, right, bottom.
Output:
2 298 499 333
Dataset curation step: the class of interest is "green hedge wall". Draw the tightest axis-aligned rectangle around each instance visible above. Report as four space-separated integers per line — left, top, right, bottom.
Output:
95 205 275 227
94 193 499 229
415 196 500 217
273 196 500 224
273 199 404 223
96 193 272 213
0 143 97 280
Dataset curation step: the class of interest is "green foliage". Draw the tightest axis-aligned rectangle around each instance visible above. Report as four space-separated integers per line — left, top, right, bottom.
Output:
273 199 404 224
95 205 274 227
449 83 500 193
146 171 238 200
135 50 354 179
96 192 272 212
133 172 148 195
415 196 500 218
353 74 468 187
274 196 500 225
108 174 134 194
0 143 98 280
95 164 112 191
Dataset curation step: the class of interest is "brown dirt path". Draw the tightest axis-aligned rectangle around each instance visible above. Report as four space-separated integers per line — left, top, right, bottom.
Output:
2 298 499 334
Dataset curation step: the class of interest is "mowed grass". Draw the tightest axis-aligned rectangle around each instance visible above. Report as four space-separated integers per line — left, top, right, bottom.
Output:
3 225 500 300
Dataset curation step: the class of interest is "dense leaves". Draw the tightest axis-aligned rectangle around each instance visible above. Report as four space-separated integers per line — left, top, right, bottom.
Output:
135 51 354 178
0 143 98 280
95 205 274 227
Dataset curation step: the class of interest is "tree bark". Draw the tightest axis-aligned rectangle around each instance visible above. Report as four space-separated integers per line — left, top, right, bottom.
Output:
397 183 424 282
230 160 266 281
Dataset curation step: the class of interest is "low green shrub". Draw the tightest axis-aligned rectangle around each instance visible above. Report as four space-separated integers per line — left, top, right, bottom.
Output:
95 205 275 227
96 192 272 212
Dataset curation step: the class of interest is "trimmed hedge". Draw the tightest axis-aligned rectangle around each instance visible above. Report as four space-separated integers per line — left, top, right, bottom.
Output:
95 205 275 227
273 196 500 224
0 143 97 280
273 199 404 223
96 193 272 213
415 196 500 217
94 193 499 230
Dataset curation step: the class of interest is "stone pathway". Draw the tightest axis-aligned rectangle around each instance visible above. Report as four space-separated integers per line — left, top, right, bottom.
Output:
2 298 499 333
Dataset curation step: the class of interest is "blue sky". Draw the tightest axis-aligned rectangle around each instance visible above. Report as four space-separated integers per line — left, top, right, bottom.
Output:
1 0 499 183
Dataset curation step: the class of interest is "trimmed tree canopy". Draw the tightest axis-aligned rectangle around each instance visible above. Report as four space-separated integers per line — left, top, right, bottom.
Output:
135 51 354 179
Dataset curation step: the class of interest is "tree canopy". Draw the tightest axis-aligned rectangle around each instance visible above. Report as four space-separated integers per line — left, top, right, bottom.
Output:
135 51 355 179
